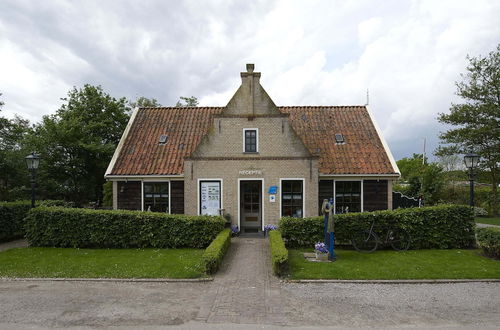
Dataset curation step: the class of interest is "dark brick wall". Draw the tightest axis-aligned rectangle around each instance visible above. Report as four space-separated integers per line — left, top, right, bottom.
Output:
117 181 142 210
170 181 185 214
363 180 388 211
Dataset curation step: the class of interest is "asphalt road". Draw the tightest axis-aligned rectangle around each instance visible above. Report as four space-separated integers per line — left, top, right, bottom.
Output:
0 279 499 329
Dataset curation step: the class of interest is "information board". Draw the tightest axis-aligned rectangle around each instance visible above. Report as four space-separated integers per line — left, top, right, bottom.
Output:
200 181 221 216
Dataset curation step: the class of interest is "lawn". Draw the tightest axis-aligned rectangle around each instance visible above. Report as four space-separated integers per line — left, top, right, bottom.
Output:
289 248 500 280
475 217 500 226
0 247 205 278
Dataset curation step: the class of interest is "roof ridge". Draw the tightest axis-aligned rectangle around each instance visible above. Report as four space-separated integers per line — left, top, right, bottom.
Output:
277 105 367 108
139 106 225 110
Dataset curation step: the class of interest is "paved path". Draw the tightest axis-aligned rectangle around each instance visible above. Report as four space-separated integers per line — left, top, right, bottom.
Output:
197 237 286 325
0 239 28 252
1 237 500 328
476 223 500 228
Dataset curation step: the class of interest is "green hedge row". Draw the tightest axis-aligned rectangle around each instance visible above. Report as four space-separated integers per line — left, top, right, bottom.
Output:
476 227 500 259
0 201 31 242
280 205 475 249
269 230 288 276
202 228 231 274
25 207 225 249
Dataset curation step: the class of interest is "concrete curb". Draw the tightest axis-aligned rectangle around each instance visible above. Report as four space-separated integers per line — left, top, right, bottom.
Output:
0 277 213 283
284 279 500 284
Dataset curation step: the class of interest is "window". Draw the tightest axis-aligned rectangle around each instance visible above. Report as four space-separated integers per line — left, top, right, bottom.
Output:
281 180 303 218
143 182 169 212
244 129 258 153
159 135 168 145
335 133 345 144
335 181 361 213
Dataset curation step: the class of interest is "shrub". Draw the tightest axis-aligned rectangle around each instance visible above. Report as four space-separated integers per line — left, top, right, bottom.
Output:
202 229 231 274
476 227 500 259
38 200 75 208
474 207 489 217
0 201 31 242
269 230 288 276
279 205 475 249
25 207 225 249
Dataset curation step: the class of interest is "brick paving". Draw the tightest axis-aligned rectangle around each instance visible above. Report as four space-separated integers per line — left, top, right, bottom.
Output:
197 237 286 325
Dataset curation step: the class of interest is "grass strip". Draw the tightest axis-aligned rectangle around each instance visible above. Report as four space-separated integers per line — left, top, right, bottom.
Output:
289 248 500 280
0 247 204 279
476 217 500 226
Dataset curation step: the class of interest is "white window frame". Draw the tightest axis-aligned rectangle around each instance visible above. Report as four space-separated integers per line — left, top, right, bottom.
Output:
141 180 171 213
197 178 224 216
237 178 265 231
279 178 306 218
243 128 259 153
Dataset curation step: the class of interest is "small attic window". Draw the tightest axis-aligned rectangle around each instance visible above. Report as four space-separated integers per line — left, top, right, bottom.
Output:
159 135 168 145
335 134 345 144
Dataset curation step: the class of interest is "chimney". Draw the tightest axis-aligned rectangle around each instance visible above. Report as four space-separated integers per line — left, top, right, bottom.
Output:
240 64 260 115
240 63 260 82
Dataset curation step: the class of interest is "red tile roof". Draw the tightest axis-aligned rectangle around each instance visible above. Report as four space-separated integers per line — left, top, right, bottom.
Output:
107 106 397 176
281 106 396 175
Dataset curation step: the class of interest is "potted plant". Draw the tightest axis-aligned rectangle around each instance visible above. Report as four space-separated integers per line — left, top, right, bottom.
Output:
231 225 240 237
264 224 278 236
314 242 329 261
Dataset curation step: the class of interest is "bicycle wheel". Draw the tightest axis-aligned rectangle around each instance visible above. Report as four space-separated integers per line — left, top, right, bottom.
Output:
351 230 378 253
389 228 411 251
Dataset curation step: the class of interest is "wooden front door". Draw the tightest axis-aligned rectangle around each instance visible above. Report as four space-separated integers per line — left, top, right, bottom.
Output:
240 180 262 233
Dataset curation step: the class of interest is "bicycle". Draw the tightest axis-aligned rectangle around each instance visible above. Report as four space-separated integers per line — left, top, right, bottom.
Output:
351 220 411 253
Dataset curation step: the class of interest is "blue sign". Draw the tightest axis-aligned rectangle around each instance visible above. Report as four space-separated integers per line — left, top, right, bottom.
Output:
268 186 278 194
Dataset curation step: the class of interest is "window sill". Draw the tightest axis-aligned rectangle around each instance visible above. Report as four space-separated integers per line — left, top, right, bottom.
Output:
243 152 259 154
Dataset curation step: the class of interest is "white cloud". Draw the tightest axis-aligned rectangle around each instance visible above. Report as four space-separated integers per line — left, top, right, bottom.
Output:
0 0 499 159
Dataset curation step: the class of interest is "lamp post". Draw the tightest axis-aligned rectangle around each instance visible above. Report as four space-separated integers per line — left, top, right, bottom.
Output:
25 152 40 208
464 153 480 208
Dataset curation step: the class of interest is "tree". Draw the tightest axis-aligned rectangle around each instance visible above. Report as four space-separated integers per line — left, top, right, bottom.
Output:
175 96 199 107
31 85 130 205
0 93 34 201
437 44 500 215
129 96 161 108
396 154 445 205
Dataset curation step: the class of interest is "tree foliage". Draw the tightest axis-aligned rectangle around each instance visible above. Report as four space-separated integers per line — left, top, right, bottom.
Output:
437 44 500 215
30 85 130 205
0 93 34 201
128 96 161 109
175 96 199 107
396 154 445 205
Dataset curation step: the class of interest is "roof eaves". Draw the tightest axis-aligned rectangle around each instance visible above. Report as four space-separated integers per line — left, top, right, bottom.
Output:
104 107 139 178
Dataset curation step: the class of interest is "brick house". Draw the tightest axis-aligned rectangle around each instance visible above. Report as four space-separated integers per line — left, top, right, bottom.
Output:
105 64 400 234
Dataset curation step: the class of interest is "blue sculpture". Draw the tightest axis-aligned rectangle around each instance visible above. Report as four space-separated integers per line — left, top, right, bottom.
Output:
321 198 336 261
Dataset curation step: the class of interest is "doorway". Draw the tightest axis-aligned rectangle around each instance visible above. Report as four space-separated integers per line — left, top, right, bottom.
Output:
240 180 262 233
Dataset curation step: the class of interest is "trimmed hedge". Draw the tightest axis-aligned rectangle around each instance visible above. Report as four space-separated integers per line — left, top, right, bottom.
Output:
269 230 288 276
25 207 225 249
0 201 31 242
476 227 500 259
202 228 231 274
280 205 475 249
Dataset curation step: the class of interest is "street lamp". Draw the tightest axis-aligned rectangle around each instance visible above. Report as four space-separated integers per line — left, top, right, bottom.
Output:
25 152 40 208
464 153 480 207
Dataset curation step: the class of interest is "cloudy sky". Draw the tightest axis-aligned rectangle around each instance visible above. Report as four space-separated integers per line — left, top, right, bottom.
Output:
1 0 499 160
